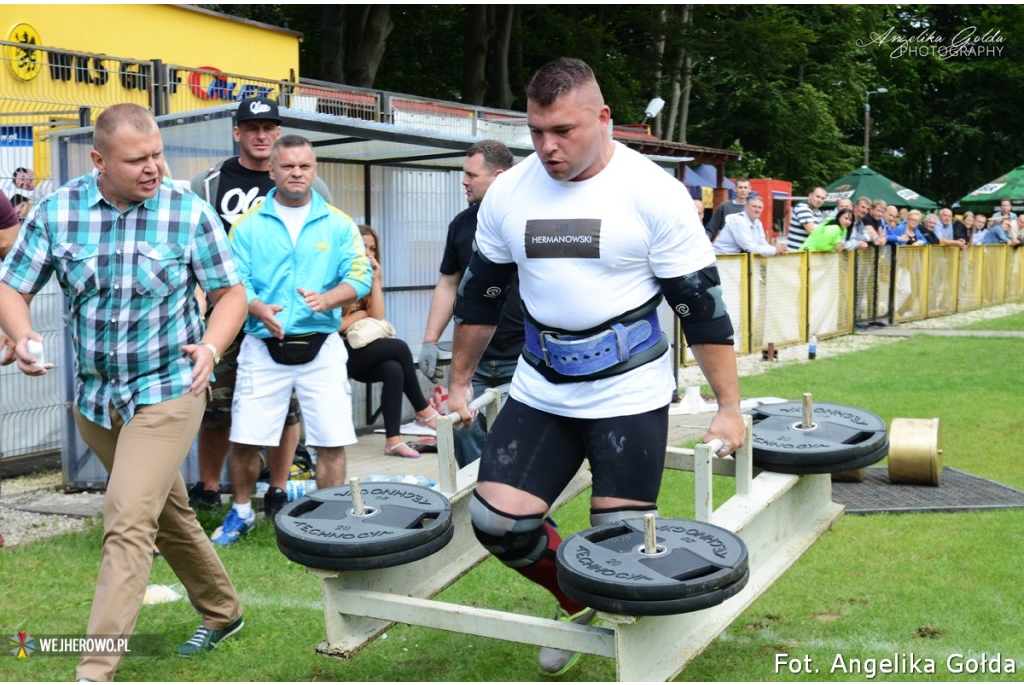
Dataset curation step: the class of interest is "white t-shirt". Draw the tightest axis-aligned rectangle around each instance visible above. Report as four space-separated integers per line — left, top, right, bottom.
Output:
273 198 312 246
475 142 715 418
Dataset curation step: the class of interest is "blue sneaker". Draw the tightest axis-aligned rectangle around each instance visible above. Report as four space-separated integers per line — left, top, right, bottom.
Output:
211 508 255 546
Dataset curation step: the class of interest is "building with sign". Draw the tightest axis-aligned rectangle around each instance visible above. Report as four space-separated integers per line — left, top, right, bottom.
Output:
1 4 301 189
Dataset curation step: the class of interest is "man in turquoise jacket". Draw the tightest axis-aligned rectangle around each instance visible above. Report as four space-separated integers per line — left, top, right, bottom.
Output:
212 133 372 545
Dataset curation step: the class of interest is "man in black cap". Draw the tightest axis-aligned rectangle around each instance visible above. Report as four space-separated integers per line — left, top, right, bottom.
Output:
188 97 333 517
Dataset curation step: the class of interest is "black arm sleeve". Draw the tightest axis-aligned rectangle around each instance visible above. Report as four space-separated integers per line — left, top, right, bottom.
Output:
658 264 734 346
453 249 516 326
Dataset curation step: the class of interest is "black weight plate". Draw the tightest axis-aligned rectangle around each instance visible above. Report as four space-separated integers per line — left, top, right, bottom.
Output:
749 402 887 470
755 439 889 475
274 483 451 557
277 522 455 571
559 567 750 616
556 518 748 602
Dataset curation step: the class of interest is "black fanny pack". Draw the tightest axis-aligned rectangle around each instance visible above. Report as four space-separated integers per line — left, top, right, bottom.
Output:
262 332 329 365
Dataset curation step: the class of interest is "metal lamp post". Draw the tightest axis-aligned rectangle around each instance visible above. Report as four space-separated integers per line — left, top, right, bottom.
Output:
863 87 888 167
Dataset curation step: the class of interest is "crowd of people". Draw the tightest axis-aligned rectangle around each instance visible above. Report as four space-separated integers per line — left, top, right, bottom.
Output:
705 182 1021 256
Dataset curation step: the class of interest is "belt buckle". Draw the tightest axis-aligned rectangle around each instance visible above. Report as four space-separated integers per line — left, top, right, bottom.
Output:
538 330 558 367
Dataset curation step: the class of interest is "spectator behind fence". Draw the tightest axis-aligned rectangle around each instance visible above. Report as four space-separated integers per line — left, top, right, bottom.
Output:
342 225 438 459
988 199 1017 227
936 208 968 249
214 134 371 547
983 217 1019 245
882 204 903 235
887 209 926 246
706 176 751 242
957 211 975 244
1002 218 1021 246
971 213 988 245
787 186 826 250
864 198 886 232
0 104 247 680
850 196 883 248
827 196 853 220
713 195 786 256
800 207 855 252
1007 215 1023 246
920 213 940 245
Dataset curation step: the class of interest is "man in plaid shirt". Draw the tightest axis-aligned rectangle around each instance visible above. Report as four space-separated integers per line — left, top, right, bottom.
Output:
0 103 248 681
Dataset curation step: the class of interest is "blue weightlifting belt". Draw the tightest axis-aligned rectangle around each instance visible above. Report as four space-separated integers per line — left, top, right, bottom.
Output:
522 301 666 380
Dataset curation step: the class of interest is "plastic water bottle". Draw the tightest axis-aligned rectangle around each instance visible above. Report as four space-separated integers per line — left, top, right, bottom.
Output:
285 479 318 501
808 334 818 360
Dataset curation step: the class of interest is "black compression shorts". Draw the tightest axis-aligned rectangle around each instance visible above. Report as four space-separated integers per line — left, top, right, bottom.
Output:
477 397 669 506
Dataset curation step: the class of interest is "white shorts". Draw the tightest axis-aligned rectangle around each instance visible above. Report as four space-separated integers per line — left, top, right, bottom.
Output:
230 333 356 448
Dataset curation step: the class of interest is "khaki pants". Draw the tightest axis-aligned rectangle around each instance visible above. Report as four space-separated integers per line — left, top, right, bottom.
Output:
74 393 241 682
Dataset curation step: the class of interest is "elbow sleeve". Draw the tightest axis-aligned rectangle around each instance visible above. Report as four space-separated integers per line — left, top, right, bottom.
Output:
658 264 734 346
453 250 516 326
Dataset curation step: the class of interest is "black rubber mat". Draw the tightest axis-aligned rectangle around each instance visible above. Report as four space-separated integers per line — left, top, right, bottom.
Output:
832 467 1024 515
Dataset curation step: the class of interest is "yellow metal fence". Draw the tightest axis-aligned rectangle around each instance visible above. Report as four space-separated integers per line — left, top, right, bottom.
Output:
682 245 1024 365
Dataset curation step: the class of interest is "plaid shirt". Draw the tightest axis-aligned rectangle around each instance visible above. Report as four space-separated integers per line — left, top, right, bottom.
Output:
0 171 239 428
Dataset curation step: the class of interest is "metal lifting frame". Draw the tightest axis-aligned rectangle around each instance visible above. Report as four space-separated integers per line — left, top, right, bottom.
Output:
309 395 845 681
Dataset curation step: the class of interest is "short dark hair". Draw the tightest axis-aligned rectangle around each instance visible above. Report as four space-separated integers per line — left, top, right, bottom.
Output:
94 103 157 154
735 177 750 185
271 134 313 160
466 140 514 173
527 57 596 106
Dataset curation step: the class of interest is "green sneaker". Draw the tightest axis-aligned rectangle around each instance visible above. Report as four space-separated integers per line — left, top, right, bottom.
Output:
176 616 244 656
538 607 598 676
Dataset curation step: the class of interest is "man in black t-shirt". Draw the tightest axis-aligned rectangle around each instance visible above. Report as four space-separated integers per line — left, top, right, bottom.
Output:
188 97 333 515
419 141 517 466
706 176 751 242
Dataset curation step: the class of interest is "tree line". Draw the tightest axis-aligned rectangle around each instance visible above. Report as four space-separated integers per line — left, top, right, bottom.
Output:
203 4 1024 206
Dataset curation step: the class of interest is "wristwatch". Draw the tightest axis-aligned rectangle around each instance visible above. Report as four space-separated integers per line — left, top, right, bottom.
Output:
200 342 221 364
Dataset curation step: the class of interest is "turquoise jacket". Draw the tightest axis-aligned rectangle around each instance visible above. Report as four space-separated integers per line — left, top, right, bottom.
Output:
230 189 372 338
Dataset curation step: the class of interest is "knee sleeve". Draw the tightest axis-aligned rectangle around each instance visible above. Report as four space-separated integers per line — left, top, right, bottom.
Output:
590 504 659 527
470 492 548 568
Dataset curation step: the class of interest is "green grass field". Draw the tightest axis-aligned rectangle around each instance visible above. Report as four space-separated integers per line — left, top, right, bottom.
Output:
956 310 1024 331
3 333 1023 681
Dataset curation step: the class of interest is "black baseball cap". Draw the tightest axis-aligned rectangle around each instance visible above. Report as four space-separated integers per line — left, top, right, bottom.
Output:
235 97 282 124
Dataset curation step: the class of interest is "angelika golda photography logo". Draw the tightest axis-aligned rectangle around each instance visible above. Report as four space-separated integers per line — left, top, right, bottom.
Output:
859 25 1005 60
10 632 35 657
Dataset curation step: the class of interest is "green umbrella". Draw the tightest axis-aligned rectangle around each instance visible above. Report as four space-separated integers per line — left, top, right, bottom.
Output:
958 163 1024 210
824 166 938 210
